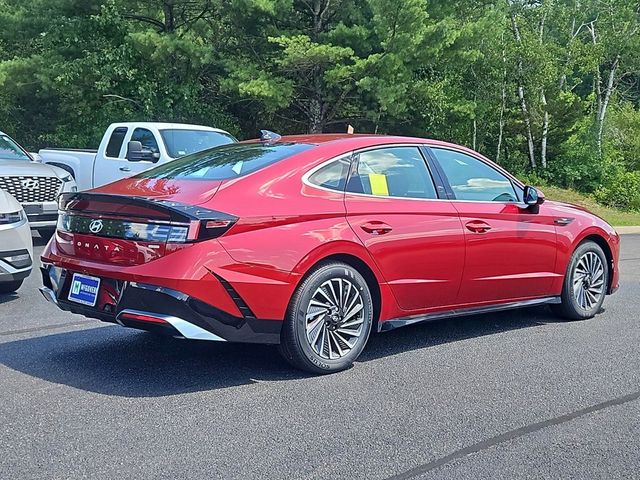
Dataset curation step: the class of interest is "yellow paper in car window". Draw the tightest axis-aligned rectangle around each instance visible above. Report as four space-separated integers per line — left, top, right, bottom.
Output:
369 173 389 196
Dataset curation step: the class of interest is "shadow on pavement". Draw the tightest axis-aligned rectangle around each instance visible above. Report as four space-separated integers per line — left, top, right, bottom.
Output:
0 292 20 306
0 305 557 397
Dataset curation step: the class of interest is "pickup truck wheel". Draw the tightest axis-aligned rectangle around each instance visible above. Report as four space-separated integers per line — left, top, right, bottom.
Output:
0 280 23 294
37 227 56 238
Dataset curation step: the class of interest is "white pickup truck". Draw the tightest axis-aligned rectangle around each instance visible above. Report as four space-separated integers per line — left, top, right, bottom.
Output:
39 122 236 190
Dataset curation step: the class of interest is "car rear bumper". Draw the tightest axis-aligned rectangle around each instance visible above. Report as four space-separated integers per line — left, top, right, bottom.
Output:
39 264 282 344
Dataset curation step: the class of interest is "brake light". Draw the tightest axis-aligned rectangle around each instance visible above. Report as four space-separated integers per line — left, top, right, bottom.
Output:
58 192 237 243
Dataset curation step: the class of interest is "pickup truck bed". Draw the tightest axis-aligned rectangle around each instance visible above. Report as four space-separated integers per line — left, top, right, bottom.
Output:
39 149 97 191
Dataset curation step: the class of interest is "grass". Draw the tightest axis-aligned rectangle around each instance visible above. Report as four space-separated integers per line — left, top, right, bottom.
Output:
541 185 640 226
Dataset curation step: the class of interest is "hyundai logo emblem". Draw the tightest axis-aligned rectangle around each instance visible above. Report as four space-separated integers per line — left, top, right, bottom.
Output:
21 179 40 190
89 219 103 234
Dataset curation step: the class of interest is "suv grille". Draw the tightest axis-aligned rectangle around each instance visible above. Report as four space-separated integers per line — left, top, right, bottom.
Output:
0 176 62 203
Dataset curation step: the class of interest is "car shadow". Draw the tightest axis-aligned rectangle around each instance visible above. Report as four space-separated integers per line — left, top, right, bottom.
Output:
0 292 20 305
33 233 50 247
0 306 559 398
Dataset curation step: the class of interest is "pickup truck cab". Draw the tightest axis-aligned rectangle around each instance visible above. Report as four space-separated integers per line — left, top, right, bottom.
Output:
40 122 236 190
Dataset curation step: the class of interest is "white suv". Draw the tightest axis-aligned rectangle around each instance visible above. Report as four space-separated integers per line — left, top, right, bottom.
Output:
0 189 32 293
0 131 77 237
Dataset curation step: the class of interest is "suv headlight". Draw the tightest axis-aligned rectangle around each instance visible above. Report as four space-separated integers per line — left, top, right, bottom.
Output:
0 210 25 225
59 174 78 192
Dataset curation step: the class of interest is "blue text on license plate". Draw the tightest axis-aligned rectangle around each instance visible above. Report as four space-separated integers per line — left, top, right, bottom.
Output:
68 273 101 306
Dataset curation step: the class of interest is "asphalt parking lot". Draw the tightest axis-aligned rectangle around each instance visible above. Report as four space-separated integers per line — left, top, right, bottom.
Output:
1 235 638 479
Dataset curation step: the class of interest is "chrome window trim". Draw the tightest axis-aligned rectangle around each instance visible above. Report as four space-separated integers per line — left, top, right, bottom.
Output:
302 144 442 201
301 152 354 195
302 142 530 207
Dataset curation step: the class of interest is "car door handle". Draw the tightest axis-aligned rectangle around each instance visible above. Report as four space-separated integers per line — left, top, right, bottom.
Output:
360 221 393 235
465 220 492 234
119 166 131 172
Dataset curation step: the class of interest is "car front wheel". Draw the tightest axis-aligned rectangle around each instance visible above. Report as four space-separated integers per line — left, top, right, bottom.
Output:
553 241 609 320
279 262 374 374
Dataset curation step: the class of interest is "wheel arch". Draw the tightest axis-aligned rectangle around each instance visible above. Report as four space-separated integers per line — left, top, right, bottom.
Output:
291 244 384 330
578 233 615 294
47 162 76 179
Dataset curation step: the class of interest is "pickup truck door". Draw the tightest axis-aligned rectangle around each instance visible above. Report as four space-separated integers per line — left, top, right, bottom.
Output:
95 127 162 187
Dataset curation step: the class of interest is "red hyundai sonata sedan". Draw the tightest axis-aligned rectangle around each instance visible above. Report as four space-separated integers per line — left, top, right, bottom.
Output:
40 133 620 373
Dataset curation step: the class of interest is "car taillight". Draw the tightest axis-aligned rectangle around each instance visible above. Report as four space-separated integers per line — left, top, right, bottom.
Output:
58 192 237 244
58 213 237 243
189 218 237 241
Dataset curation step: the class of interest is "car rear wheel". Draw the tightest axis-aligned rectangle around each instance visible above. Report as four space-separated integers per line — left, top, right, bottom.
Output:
0 280 24 294
553 241 608 320
279 262 374 374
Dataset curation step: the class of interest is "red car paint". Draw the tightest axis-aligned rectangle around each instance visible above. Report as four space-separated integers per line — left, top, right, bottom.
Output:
41 134 620 336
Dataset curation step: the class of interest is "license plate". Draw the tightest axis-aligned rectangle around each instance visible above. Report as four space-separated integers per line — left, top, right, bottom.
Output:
68 273 101 307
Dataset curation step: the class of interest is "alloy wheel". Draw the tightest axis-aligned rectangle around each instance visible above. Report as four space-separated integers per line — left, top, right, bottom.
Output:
572 251 605 310
305 278 365 360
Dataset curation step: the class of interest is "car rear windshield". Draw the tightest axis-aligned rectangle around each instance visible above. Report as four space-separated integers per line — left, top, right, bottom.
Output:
136 142 314 181
160 129 237 158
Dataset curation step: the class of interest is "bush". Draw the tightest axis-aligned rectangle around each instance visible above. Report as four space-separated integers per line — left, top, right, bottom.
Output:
594 169 640 211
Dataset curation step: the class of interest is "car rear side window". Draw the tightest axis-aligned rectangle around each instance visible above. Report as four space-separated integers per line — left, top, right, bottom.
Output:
307 156 351 191
105 127 128 158
136 142 314 181
346 147 437 199
431 148 518 202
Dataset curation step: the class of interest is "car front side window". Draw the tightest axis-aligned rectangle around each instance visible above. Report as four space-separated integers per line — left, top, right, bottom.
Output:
431 148 518 203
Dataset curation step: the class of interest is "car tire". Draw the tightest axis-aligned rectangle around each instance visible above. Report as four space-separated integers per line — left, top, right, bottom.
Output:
37 227 56 238
0 280 24 294
552 241 609 320
279 262 374 374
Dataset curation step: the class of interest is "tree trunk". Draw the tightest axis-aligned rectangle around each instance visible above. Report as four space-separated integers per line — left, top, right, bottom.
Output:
596 55 620 156
163 1 176 32
511 12 537 169
308 65 325 133
540 90 549 169
539 11 548 169
496 43 507 164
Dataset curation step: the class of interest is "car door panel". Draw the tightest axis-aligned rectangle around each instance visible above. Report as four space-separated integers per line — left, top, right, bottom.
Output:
429 146 558 305
98 128 160 186
343 146 465 312
347 199 465 311
453 202 559 304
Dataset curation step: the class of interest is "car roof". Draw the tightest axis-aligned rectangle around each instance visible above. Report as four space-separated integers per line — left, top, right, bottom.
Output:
244 133 479 155
109 122 231 134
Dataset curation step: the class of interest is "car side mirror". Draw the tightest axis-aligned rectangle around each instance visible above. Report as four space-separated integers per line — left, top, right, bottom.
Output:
126 141 159 163
524 185 545 206
28 152 43 162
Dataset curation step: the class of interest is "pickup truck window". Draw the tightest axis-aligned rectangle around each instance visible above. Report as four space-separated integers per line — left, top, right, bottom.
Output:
0 134 30 161
136 142 313 181
160 129 236 158
105 127 128 158
130 128 160 156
